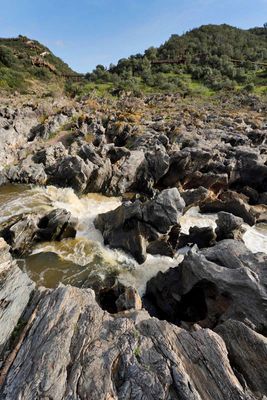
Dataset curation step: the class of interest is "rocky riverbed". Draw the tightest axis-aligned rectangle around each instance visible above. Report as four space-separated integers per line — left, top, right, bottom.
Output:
0 92 266 399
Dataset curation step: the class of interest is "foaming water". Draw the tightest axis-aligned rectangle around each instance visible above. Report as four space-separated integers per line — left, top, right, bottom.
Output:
0 185 266 294
243 223 267 254
0 185 180 293
180 207 217 234
0 184 52 224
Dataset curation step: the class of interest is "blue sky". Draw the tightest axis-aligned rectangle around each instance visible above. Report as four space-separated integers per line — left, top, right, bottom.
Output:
0 0 266 72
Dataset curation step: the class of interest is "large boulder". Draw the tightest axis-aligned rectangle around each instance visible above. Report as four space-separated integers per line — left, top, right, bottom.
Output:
0 105 39 167
236 155 267 192
33 142 68 168
36 209 78 242
145 148 170 183
142 188 185 234
95 188 185 263
160 148 212 187
28 113 69 141
95 201 147 264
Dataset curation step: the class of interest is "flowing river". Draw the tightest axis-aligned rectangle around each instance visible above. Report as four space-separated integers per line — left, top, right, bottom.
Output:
0 184 266 294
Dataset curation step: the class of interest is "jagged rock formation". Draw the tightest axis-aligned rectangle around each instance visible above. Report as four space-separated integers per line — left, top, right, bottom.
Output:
0 92 266 400
145 240 267 331
0 239 260 400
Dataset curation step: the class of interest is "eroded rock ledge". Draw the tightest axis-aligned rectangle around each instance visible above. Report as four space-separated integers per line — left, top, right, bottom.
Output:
0 237 265 400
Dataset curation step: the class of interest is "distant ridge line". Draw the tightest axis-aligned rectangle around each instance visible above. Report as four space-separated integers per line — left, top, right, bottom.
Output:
151 58 267 66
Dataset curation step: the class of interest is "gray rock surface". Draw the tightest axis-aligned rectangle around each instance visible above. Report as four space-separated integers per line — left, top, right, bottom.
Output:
216 320 267 397
6 159 47 185
1 214 40 255
0 278 254 400
0 106 39 169
0 239 35 357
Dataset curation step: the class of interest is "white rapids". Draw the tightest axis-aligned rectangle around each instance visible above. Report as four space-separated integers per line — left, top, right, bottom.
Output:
0 184 266 294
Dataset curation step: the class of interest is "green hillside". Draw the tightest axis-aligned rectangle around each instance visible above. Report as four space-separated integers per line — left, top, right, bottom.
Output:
84 24 267 96
0 35 75 92
1 25 266 96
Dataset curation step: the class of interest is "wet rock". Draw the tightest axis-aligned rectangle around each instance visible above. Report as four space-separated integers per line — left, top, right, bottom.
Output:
1 214 40 255
95 188 185 263
167 224 181 250
37 208 78 242
142 188 185 234
147 239 174 257
200 191 257 226
177 226 216 249
1 209 77 255
215 211 244 241
96 201 147 264
48 155 94 193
